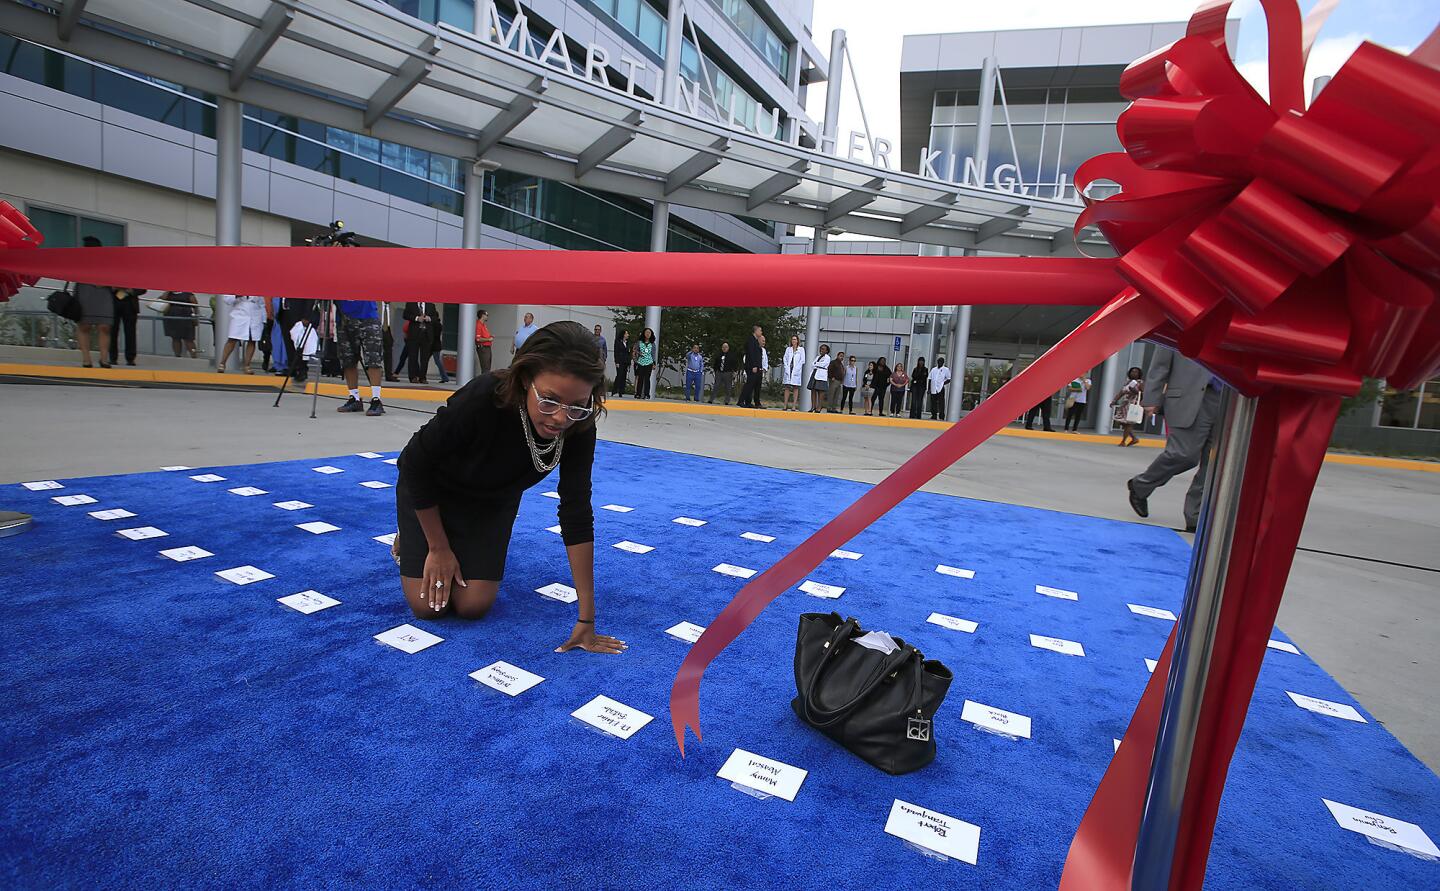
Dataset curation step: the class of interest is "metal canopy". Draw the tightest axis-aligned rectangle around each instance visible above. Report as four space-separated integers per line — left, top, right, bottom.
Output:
2 0 1103 256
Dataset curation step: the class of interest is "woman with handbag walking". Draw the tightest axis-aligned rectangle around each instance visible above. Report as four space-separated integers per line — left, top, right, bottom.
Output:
71 236 114 368
393 321 625 655
1110 366 1146 446
161 291 199 358
807 344 831 412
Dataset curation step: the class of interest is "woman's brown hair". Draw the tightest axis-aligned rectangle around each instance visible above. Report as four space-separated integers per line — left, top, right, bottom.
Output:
493 320 607 430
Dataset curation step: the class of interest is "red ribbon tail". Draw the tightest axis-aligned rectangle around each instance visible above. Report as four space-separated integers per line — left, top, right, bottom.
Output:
667 290 1167 752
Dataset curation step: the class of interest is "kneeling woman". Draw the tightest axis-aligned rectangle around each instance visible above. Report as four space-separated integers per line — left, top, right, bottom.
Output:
395 320 626 655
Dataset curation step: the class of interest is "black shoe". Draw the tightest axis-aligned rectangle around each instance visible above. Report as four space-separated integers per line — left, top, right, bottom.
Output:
1127 479 1149 518
366 398 385 417
337 396 363 413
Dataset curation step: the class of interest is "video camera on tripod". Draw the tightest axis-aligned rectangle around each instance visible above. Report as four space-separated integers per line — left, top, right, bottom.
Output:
305 220 357 248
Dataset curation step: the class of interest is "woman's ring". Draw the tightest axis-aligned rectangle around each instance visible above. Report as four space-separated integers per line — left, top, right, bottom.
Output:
434 580 444 589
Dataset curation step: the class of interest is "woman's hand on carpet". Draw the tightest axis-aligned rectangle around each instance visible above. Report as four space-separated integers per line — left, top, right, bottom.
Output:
422 548 466 611
556 624 628 655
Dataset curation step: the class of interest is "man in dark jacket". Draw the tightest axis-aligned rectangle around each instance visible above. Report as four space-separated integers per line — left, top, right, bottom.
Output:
736 326 764 408
403 301 438 383
710 342 736 404
1127 348 1222 532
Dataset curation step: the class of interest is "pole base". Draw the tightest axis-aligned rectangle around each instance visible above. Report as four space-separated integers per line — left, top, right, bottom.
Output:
0 510 34 538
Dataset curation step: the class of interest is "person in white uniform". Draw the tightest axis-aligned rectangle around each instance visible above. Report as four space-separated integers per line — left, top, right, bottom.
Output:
218 294 267 373
781 335 806 411
926 358 952 420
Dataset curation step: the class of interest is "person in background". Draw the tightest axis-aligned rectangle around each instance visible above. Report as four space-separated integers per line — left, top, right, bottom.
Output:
927 357 952 420
1127 350 1221 532
710 340 736 404
889 363 909 416
513 311 538 354
257 302 275 373
755 333 768 410
593 324 607 365
381 303 400 383
430 311 450 384
473 309 494 375
781 335 805 411
277 297 319 379
611 328 630 397
108 281 145 367
908 357 928 419
859 360 874 415
73 236 114 368
737 325 764 408
218 294 266 374
403 301 438 384
1064 375 1092 432
161 291 198 358
1025 395 1055 432
872 357 891 417
633 327 656 399
331 240 387 416
1111 366 1145 446
684 343 704 402
827 350 848 413
808 344 832 412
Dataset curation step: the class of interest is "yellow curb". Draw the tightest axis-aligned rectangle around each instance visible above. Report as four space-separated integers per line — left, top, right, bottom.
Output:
0 362 451 402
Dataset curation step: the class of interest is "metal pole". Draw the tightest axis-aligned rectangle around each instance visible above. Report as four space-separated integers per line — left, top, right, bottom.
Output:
801 231 826 412
801 31 845 413
973 57 997 188
642 0 686 383
214 97 242 368
1131 389 1257 889
1096 350 1122 434
944 248 970 422
457 159 495 385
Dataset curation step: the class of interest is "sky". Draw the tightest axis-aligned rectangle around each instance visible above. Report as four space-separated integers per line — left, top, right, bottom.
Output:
803 0 1438 156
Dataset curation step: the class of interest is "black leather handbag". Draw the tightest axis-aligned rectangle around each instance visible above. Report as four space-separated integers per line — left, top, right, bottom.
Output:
47 284 81 322
791 612 953 775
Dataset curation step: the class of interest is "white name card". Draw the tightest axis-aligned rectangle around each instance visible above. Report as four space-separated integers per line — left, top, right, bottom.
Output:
884 799 980 865
160 545 212 562
740 532 775 542
296 521 341 535
830 549 862 560
537 582 578 603
717 748 808 802
1323 799 1440 857
1267 639 1300 654
22 480 62 491
189 473 226 483
356 452 383 458
601 504 633 512
1145 658 1159 673
374 623 443 654
274 500 312 511
117 526 167 540
927 613 978 633
227 486 267 496
383 457 399 465
277 590 340 614
613 540 654 554
216 565 275 585
53 494 97 506
360 480 392 489
1286 691 1367 723
1030 634 1085 657
312 466 344 474
159 465 191 471
673 517 707 527
1036 585 1078 601
713 563 757 579
571 695 652 739
665 621 706 643
961 700 1032 739
799 580 845 599
1113 738 1122 753
373 533 397 546
1128 604 1178 621
542 491 560 499
545 524 563 534
935 564 976 579
471 660 545 696
88 508 136 521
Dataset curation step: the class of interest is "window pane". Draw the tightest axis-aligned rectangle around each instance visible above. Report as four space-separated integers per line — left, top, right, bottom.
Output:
1419 380 1440 430
79 217 125 247
28 207 78 248
1378 387 1419 427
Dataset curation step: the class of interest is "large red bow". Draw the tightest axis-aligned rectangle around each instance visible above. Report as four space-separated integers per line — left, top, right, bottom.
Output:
0 201 42 302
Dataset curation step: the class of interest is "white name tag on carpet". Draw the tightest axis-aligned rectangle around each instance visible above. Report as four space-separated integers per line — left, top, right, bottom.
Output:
601 504 633 512
613 541 654 554
274 500 312 511
356 452 383 458
536 582 578 603
673 517 707 527
160 545 212 562
1323 799 1440 858
359 480 391 489
830 549 862 560
53 494 97 506
312 466 344 475
1287 691 1367 723
22 480 62 491
373 533 397 546
741 532 775 542
277 590 340 614
665 621 706 643
1267 639 1301 654
1146 658 1159 673
118 526 167 540
159 465 191 471
383 458 399 465
190 473 226 482
935 564 976 579
542 491 560 499
1128 604 1178 621
1114 738 1122 753
471 660 544 696
713 563 757 579
961 700 1032 739
216 565 274 585
571 695 652 739
884 799 980 865
799 580 845 599
1036 584 1078 601
1030 634 1085 657
88 508 136 520
927 613 978 633
375 624 443 654
296 521 341 535
718 749 807 802
545 524 563 534
228 486 267 496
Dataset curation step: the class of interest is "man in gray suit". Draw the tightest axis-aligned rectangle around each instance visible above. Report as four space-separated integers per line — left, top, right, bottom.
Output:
1127 348 1225 532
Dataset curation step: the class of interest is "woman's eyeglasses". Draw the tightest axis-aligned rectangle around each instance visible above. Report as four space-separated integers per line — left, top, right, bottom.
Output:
532 384 594 421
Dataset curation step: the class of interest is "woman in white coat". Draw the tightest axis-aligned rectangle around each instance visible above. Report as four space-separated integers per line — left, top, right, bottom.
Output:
781 335 806 411
218 294 267 374
807 343 832 413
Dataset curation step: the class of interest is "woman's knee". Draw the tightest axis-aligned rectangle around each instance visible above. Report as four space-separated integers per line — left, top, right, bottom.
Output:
451 581 499 620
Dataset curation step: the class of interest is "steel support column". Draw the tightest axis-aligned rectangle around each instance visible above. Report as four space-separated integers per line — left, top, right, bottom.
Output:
801 229 827 412
213 96 242 367
457 159 496 385
1095 350 1122 434
973 57 997 188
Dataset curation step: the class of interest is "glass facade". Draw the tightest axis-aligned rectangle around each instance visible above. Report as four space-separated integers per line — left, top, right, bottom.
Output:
705 0 789 77
1379 378 1440 430
822 306 912 320
27 206 126 248
680 39 781 136
583 0 668 59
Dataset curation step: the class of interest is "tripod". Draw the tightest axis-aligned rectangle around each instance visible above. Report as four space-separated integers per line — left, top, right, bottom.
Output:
272 299 332 419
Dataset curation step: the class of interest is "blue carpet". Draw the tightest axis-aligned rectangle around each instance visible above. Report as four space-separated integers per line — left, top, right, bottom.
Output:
3 441 1438 889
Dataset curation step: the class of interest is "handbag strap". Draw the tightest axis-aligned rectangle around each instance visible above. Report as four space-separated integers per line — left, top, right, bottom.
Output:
799 624 916 728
